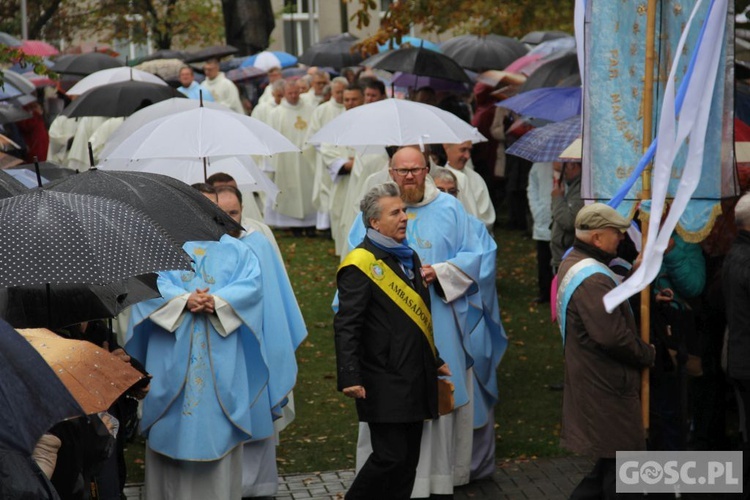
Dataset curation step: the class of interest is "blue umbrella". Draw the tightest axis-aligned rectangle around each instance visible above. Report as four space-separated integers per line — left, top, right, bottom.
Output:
240 51 297 70
497 86 581 122
378 36 441 53
506 115 581 162
0 318 83 454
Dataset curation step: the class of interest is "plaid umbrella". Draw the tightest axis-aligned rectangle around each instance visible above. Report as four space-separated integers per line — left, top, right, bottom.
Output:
506 115 580 162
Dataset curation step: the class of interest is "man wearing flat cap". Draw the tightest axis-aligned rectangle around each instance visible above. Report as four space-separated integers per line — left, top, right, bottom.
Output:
556 203 655 499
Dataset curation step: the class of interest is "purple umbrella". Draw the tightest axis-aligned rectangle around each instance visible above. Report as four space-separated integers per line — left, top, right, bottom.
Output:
506 115 580 162
496 86 581 122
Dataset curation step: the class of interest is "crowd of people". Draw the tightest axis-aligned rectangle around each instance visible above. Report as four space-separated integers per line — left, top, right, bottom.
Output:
2 49 750 500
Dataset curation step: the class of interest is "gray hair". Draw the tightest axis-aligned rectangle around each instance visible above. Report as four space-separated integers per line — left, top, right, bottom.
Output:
431 167 457 185
736 192 750 229
271 80 286 92
313 69 330 81
321 84 332 99
360 182 401 228
332 76 348 87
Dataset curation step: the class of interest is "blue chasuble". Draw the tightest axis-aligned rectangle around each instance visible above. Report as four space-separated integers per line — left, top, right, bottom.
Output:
126 235 271 461
240 230 307 421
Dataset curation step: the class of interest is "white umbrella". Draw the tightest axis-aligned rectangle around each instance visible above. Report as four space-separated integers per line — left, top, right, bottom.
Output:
307 99 487 149
252 51 282 71
103 107 299 161
67 67 168 96
100 156 280 202
101 98 231 158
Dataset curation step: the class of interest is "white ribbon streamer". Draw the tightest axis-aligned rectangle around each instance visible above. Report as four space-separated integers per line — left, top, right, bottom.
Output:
604 0 727 312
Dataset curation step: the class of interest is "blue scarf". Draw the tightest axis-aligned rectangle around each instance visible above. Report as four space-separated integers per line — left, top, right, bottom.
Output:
367 228 415 278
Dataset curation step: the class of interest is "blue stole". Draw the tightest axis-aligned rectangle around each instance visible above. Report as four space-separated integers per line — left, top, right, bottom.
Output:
556 258 620 347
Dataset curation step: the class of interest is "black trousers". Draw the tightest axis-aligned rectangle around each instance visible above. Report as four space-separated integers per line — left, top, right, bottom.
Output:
731 378 750 499
570 458 618 500
345 421 423 500
536 240 553 301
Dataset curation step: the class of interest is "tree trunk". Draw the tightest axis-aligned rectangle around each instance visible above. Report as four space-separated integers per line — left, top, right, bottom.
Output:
221 0 274 56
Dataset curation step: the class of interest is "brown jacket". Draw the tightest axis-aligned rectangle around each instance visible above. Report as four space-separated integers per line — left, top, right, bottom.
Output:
557 242 654 458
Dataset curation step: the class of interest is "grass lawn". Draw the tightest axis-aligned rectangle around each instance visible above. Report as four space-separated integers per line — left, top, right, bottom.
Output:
124 220 569 482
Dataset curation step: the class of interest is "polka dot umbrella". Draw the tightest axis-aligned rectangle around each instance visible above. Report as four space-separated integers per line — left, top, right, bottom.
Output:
0 190 192 287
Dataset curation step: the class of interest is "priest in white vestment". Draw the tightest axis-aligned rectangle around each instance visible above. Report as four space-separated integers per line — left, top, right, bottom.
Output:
252 80 285 125
306 77 348 231
66 116 107 170
300 69 329 106
258 67 283 106
46 114 79 165
264 79 317 229
201 58 244 114
442 141 496 231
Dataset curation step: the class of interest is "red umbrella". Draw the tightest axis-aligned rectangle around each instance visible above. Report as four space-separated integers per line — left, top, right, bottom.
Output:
19 40 59 57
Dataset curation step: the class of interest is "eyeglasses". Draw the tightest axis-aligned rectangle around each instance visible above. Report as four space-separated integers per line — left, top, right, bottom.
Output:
390 167 428 177
436 187 459 196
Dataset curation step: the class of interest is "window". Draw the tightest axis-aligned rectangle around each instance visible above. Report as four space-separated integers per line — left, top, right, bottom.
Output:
282 0 319 56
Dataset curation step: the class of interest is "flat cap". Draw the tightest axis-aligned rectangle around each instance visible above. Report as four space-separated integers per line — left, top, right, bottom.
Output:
575 203 631 232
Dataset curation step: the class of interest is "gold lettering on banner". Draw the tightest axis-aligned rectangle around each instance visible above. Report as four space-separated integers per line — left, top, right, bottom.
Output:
637 3 648 15
616 166 635 179
609 49 619 80
633 22 641 35
673 3 683 15
630 43 638 56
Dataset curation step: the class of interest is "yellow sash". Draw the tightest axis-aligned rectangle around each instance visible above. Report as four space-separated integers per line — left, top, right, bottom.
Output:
339 248 436 357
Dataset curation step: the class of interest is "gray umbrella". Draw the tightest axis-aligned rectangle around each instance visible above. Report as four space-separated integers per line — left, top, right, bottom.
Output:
44 169 243 244
440 35 528 72
52 52 124 77
0 170 27 198
0 190 191 287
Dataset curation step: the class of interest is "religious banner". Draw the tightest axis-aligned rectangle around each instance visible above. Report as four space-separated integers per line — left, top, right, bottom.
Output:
582 0 736 242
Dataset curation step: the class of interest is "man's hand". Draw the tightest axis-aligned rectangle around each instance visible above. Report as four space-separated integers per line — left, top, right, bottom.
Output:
342 385 366 399
187 287 212 313
421 264 437 285
551 181 565 199
437 363 451 377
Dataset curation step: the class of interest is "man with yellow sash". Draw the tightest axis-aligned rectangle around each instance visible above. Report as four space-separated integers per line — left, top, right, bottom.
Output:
335 182 450 500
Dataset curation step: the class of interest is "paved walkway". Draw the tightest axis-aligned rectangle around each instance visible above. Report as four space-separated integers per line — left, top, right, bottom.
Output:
124 456 594 499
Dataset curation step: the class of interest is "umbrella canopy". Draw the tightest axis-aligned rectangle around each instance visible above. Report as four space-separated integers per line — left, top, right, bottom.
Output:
67 67 168 96
298 33 363 69
64 42 119 56
521 30 570 46
0 170 28 198
44 169 243 244
52 52 124 77
362 47 470 84
135 58 186 84
391 72 471 92
183 45 238 64
378 36 441 53
240 51 298 70
0 32 22 47
226 65 267 83
0 190 192 287
18 328 145 414
506 115 581 162
19 40 59 57
1 274 159 329
101 98 232 157
0 101 32 124
0 319 83 454
308 99 486 148
136 49 189 63
103 106 299 161
4 169 47 187
104 156 280 201
0 70 35 101
497 86 581 122
61 80 185 118
13 161 75 182
440 35 528 72
518 52 579 92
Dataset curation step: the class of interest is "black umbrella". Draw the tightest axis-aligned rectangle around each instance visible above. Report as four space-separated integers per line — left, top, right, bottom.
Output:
51 52 124 76
0 274 159 329
0 190 191 287
0 318 84 454
298 33 363 69
0 170 27 198
440 35 528 72
44 169 243 244
60 80 185 118
183 45 239 64
136 49 189 64
518 52 579 92
362 47 471 84
521 30 570 46
13 161 75 182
